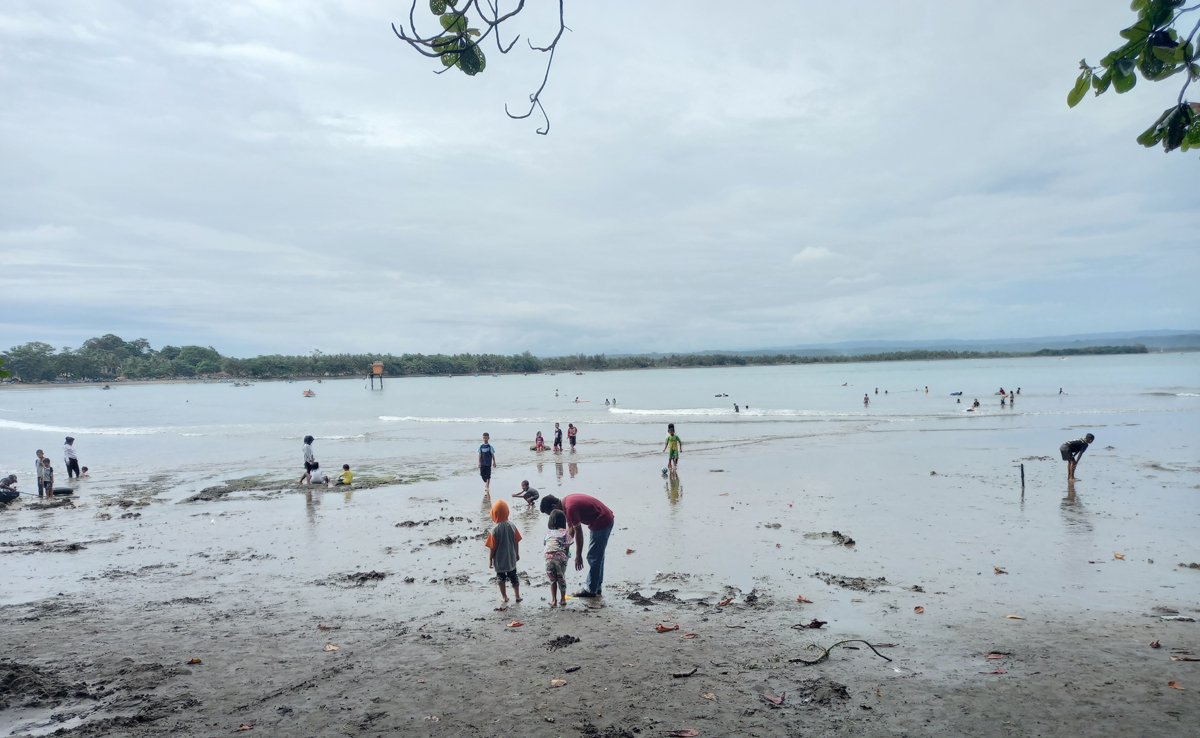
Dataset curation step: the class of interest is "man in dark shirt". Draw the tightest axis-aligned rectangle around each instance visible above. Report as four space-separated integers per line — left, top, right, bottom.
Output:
540 493 614 598
1059 433 1094 482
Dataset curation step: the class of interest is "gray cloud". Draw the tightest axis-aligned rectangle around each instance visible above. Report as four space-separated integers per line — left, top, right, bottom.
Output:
1 1 1196 357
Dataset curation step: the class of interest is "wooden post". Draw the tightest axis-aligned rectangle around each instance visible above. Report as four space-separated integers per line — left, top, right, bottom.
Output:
1020 463 1025 489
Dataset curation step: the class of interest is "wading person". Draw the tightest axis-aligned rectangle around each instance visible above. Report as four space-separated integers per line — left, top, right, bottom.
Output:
63 437 81 479
662 423 682 472
35 449 45 497
553 423 563 452
299 435 316 483
478 432 497 494
1060 433 1094 482
539 493 614 598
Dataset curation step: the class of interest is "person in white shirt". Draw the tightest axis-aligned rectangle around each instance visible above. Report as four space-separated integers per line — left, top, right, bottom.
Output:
64 437 81 479
35 450 45 496
308 462 328 486
298 435 316 483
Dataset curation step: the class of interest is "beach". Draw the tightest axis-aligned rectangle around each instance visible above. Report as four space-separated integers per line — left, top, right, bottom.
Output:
2 354 1198 736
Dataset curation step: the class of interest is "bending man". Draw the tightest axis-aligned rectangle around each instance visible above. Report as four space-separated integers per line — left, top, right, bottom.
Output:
540 493 614 598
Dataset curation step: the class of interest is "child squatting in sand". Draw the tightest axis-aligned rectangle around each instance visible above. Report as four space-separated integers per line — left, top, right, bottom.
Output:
486 499 522 603
545 509 573 606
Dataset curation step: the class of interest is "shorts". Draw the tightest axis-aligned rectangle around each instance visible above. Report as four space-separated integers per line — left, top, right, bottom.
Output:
480 465 492 482
496 569 519 587
669 450 679 461
546 558 567 587
521 489 540 504
1060 444 1072 461
569 436 576 446
304 461 316 473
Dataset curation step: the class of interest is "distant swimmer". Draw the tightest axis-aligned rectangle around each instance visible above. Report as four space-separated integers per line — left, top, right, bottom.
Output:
612 398 616 406
555 390 559 397
1001 394 1006 407
1060 433 1094 482
863 394 870 406
925 386 929 393
1059 388 1064 395
956 398 961 404
1017 387 1021 394
841 382 848 386
874 388 878 394
605 399 610 406
972 398 980 408
734 403 739 413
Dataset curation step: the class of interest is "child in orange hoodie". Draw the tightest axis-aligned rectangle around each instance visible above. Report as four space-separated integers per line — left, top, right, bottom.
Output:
485 499 522 603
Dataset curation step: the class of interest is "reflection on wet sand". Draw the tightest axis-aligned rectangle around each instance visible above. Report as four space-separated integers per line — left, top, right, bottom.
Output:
1060 482 1091 532
555 462 564 485
568 463 578 478
304 489 320 527
666 474 682 505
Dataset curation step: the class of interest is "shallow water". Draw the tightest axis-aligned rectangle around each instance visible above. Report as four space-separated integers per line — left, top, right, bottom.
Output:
1 353 1198 624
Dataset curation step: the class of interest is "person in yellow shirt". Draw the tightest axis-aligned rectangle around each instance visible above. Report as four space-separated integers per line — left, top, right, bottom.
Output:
336 464 353 486
662 423 682 472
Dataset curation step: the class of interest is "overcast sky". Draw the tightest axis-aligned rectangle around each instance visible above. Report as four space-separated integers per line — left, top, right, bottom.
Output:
2 1 1197 357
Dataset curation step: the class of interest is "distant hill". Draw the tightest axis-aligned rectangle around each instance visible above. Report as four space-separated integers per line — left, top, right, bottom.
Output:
611 330 1200 359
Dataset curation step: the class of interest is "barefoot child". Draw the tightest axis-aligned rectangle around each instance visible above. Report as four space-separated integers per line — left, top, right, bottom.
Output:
486 499 522 603
545 509 573 606
513 480 540 508
662 423 682 471
336 464 353 486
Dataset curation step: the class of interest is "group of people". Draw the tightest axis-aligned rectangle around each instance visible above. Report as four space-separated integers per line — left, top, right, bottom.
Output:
297 436 353 487
1 438 88 502
532 422 578 452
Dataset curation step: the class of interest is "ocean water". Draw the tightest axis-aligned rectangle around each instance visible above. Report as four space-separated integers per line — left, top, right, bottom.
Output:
2 352 1198 615
1 352 1196 478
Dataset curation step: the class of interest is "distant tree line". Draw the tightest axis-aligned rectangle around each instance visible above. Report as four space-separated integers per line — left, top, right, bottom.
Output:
0 334 1149 383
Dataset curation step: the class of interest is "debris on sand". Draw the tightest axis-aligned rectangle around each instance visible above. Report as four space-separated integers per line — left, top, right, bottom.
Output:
655 623 680 633
672 666 699 678
550 679 566 688
792 676 851 705
625 591 653 606
545 635 580 652
428 535 466 546
792 619 827 629
345 571 386 585
763 523 782 529
762 692 785 706
1179 562 1200 569
804 532 855 546
812 571 887 592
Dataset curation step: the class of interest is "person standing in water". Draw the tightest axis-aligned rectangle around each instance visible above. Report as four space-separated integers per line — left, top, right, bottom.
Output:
299 436 316 483
539 493 614 598
567 423 577 450
478 432 497 494
35 449 45 497
863 393 870 406
63 437 81 479
1060 433 1094 482
662 423 682 472
553 423 563 452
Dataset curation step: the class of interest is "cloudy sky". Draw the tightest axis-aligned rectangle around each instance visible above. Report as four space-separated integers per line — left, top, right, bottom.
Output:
2 1 1197 357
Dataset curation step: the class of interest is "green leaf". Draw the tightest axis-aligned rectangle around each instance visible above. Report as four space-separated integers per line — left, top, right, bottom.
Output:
1164 105 1192 152
1180 115 1200 151
1137 106 1175 147
1113 66 1137 93
467 28 480 37
441 52 456 67
1120 19 1152 42
456 43 485 75
1130 0 1148 10
1068 70 1091 107
429 0 446 14
1092 70 1113 94
440 12 466 33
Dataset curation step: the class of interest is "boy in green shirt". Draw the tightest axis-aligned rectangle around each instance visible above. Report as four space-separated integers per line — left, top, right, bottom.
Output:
662 423 682 472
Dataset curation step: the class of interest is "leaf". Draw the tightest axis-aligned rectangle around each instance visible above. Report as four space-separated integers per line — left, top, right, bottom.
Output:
323 643 339 651
994 567 1008 574
1092 70 1112 94
626 549 635 554
796 595 813 603
1114 553 1125 560
681 633 697 639
1164 104 1193 151
439 12 466 33
717 597 734 606
986 653 1006 659
236 725 254 731
914 606 925 614
1168 680 1184 690
507 620 523 627
1150 640 1161 648
1113 65 1137 93
665 730 700 737
980 669 1007 674
761 692 785 705
701 692 716 701
1005 615 1025 620
1068 71 1091 108
550 679 567 687
1171 656 1200 661
656 623 680 633
429 0 446 14
187 658 202 664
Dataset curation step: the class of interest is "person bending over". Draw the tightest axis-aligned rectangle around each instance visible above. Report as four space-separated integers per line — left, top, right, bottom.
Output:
1060 433 1094 482
540 493 614 598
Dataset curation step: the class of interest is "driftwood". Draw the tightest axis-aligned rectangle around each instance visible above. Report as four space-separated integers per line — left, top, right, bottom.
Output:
788 639 893 665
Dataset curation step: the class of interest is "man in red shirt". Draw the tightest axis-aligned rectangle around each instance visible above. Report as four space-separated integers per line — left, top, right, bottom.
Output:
540 493 614 597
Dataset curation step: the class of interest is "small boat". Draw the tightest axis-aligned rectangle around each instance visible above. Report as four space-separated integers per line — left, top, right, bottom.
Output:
575 372 584 375
303 389 316 397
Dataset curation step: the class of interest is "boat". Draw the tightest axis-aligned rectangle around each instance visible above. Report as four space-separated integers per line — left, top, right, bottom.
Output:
575 372 584 375
303 389 316 397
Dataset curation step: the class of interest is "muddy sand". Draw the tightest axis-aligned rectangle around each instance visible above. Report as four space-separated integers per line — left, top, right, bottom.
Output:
3 418 1199 736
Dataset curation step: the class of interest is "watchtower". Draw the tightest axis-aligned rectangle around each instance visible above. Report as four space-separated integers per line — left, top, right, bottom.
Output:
370 361 384 389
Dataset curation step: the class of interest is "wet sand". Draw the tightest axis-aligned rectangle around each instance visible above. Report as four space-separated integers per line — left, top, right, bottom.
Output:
2 417 1199 736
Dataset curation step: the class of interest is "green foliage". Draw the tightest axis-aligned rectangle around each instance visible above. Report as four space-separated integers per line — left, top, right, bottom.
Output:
429 2 485 76
0 359 8 379
1071 0 1200 156
0 337 1151 383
